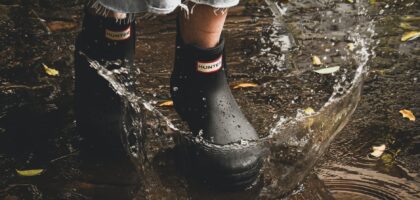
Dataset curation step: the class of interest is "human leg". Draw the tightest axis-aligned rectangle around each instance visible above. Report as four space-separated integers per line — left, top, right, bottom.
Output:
171 2 262 188
179 4 227 48
74 4 136 154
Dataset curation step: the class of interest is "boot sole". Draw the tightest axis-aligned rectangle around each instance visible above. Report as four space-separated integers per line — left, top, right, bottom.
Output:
184 139 263 190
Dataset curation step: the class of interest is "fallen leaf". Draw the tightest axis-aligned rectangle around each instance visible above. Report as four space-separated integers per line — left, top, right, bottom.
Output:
312 55 322 66
304 107 315 115
381 153 394 165
313 66 340 74
369 0 376 5
347 0 353 3
47 21 77 32
232 83 258 89
399 109 416 121
371 69 386 76
401 31 420 42
304 117 315 129
78 182 96 189
43 63 59 76
347 43 355 51
16 169 44 176
159 100 173 107
399 22 414 30
370 144 386 158
401 15 420 22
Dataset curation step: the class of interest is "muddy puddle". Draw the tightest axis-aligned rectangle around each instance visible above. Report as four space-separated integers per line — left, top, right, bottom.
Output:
1 0 419 199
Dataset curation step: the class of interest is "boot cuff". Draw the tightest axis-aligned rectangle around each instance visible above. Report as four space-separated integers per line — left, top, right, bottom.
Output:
184 36 225 61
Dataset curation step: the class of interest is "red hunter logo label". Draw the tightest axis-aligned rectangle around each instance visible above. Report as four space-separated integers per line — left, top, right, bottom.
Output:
105 27 131 41
196 56 223 73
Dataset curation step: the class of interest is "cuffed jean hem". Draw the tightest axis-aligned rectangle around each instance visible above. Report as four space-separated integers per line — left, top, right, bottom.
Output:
147 5 179 15
92 0 240 15
190 0 239 9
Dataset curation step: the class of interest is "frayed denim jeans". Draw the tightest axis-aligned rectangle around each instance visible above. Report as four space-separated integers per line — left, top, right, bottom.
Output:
92 0 239 15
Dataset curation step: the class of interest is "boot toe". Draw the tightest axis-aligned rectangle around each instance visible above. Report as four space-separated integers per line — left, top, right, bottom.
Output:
190 141 263 189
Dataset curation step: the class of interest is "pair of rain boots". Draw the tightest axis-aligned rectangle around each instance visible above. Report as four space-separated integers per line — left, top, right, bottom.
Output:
74 11 262 188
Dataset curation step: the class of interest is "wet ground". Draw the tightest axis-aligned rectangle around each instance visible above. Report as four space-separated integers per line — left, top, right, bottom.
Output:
0 0 419 199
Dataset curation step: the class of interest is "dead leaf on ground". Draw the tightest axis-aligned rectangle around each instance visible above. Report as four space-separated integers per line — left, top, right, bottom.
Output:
401 31 420 42
312 55 322 66
371 69 386 76
381 153 394 165
347 43 355 51
304 107 315 115
370 144 386 158
43 63 59 76
159 100 173 107
304 117 315 129
399 109 416 121
399 22 415 30
47 21 77 32
232 83 258 89
16 169 44 176
313 66 340 74
401 15 420 22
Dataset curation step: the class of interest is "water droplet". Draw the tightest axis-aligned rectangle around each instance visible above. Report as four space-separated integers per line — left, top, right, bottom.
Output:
240 140 249 145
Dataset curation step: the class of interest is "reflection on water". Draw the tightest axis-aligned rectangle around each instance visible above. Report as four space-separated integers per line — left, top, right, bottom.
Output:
320 163 420 200
0 0 419 199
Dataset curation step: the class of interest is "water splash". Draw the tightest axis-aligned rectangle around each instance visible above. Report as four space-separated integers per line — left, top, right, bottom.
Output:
81 0 378 197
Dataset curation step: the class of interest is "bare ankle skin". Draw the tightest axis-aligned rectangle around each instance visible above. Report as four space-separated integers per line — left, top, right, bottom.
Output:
88 7 128 19
180 4 228 48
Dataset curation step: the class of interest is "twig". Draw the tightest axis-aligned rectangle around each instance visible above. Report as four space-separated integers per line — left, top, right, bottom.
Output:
30 9 51 35
0 84 49 91
49 151 79 163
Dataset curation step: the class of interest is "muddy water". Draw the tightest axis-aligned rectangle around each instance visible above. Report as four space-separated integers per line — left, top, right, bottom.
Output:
0 0 419 199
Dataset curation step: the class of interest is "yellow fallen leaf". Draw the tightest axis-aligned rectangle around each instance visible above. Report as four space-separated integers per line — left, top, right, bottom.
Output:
369 0 376 5
370 144 386 158
399 109 416 121
381 153 395 165
312 55 322 66
47 21 77 32
16 169 44 176
304 117 315 129
399 22 414 30
232 83 258 89
43 63 59 76
159 100 173 107
372 69 386 76
347 0 353 3
347 43 355 51
401 31 420 42
304 107 315 115
401 15 420 22
313 66 340 74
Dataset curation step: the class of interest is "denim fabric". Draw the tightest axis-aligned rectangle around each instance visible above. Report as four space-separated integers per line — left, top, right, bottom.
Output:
95 0 239 14
190 0 239 9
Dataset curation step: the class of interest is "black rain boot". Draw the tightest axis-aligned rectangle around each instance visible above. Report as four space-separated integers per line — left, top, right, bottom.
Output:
170 31 262 189
74 9 135 156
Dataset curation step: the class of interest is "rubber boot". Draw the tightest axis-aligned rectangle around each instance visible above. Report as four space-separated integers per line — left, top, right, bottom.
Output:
74 9 135 156
170 30 262 189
